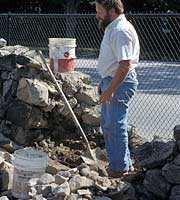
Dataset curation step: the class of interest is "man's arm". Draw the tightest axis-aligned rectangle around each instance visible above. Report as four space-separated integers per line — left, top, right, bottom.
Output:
99 60 132 104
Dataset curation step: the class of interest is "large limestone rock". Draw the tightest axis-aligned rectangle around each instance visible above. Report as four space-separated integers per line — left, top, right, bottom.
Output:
82 105 100 126
69 175 94 192
75 84 98 106
17 78 49 107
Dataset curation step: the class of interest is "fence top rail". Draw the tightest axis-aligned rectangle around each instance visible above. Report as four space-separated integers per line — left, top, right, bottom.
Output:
0 13 180 18
126 13 180 18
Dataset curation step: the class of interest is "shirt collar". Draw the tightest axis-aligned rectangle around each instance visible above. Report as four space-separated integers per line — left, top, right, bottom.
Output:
106 14 125 30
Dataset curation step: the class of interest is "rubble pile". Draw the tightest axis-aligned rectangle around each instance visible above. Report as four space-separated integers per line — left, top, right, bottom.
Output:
0 45 180 200
0 45 101 146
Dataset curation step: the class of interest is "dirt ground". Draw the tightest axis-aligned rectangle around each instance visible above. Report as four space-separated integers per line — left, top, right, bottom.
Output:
33 132 106 168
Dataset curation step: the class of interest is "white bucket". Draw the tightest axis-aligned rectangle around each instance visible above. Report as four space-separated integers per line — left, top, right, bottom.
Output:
12 148 48 199
49 38 76 73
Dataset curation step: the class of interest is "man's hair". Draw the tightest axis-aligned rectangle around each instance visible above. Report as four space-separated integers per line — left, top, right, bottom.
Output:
96 0 124 14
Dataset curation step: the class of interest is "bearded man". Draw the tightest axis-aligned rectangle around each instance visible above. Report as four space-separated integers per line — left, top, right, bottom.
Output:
95 0 140 178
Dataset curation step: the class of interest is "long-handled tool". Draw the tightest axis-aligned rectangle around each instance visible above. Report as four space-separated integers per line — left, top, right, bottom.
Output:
37 50 96 160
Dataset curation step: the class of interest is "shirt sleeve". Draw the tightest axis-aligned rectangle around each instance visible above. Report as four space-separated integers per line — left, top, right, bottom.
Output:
110 30 133 62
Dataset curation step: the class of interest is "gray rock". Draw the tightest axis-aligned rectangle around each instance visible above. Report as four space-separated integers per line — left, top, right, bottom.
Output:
42 183 58 198
58 71 91 85
82 105 100 126
37 173 55 185
32 194 45 200
87 171 99 181
17 78 49 107
143 169 171 199
6 99 48 130
0 161 14 191
67 193 79 200
13 126 27 145
0 96 6 119
79 166 91 177
0 46 15 53
46 158 70 175
24 50 38 58
55 171 71 184
109 181 135 200
75 84 98 106
95 176 111 191
72 71 91 85
57 71 84 97
69 175 94 192
58 97 77 117
77 188 92 196
1 71 9 81
173 154 180 166
3 79 13 98
174 125 180 142
128 124 145 154
174 125 180 151
53 182 70 197
0 54 16 71
169 185 180 200
6 99 32 128
135 140 177 169
134 185 157 200
13 45 29 55
0 50 10 56
16 54 42 68
162 163 180 184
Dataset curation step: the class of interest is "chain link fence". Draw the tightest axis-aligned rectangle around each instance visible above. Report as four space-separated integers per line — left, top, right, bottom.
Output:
0 13 180 140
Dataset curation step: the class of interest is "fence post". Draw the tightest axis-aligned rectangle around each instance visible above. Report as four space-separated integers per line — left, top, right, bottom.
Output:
7 12 12 46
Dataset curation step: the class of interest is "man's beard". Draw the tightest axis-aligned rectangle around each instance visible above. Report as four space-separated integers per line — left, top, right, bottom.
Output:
98 14 112 30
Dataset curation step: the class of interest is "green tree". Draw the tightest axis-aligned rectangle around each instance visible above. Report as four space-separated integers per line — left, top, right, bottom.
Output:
0 0 180 13
143 0 180 12
40 0 94 14
0 0 16 13
123 0 145 12
40 0 64 13
45 0 94 14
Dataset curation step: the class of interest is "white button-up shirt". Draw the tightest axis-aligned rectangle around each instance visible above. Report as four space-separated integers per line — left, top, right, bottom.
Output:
98 15 140 78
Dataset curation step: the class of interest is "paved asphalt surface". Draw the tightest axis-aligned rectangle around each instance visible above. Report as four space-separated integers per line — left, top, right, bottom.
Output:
75 59 180 141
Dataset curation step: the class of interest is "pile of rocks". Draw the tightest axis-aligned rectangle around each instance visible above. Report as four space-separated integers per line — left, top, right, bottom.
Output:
0 131 180 200
0 148 137 200
0 45 180 200
0 45 101 147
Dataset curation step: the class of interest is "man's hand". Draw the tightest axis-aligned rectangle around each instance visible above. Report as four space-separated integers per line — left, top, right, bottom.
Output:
99 88 113 104
99 60 132 104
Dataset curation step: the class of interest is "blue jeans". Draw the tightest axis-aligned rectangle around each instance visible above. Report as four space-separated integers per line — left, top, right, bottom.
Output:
100 71 138 171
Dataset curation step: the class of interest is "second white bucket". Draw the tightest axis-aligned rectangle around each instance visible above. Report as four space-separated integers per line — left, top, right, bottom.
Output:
12 148 48 199
49 38 76 73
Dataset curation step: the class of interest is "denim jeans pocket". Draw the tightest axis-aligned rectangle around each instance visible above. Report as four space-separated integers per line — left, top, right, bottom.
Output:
115 83 137 103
